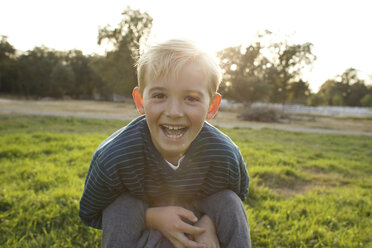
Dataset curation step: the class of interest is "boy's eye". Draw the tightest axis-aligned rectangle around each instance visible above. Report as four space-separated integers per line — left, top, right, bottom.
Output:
185 96 200 102
152 93 166 99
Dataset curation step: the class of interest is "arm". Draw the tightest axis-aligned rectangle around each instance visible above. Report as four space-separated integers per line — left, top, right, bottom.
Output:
229 151 249 201
146 206 207 248
79 160 121 229
238 153 249 200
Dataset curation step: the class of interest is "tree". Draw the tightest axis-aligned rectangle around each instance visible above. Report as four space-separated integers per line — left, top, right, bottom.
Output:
16 47 61 97
361 94 372 107
1 37 107 98
265 41 316 103
347 82 368 106
340 68 368 106
50 63 75 97
307 93 325 106
314 68 369 106
66 50 103 99
218 43 269 103
341 67 359 85
218 31 316 105
0 36 17 93
316 79 348 106
93 6 153 97
217 46 243 98
286 80 311 105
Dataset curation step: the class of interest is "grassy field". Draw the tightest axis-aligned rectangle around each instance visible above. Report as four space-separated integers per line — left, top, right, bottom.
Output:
0 115 371 247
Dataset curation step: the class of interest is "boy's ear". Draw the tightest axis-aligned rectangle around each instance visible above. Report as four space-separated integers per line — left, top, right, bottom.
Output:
206 93 221 120
132 87 145 115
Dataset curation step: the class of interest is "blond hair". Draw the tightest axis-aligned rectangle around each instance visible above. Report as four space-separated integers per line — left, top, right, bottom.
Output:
136 39 222 98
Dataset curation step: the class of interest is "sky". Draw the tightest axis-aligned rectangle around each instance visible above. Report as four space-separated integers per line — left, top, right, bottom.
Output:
1 0 371 92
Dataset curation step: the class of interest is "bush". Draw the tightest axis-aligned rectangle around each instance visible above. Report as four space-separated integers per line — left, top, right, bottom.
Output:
361 94 372 107
238 105 285 122
307 94 325 106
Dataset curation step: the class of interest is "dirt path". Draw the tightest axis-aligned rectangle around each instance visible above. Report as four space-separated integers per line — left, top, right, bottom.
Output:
1 98 372 136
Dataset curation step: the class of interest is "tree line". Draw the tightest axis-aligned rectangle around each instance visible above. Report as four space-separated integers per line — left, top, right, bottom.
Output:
218 31 372 107
1 7 371 106
0 7 151 101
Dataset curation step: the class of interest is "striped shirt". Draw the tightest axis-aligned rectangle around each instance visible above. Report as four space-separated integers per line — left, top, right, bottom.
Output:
79 115 249 229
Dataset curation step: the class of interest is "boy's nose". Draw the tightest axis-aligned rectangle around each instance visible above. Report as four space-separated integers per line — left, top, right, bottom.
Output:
165 99 183 118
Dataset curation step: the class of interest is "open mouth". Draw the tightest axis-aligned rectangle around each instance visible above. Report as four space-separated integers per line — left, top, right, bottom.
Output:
161 125 188 139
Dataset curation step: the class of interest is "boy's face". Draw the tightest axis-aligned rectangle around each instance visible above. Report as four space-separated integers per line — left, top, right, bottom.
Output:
133 63 221 164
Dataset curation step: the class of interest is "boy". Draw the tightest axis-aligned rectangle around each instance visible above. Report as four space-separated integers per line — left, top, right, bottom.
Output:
79 39 251 248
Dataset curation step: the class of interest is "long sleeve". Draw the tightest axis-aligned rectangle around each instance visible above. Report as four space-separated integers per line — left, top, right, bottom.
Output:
238 153 249 201
79 159 123 229
79 117 146 229
228 151 249 201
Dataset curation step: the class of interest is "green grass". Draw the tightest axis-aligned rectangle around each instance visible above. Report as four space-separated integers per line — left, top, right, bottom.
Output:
335 116 372 121
1 116 371 247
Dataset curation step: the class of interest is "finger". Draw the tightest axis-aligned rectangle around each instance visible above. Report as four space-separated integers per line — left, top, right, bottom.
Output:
169 237 186 248
176 233 206 248
176 207 199 223
176 221 205 236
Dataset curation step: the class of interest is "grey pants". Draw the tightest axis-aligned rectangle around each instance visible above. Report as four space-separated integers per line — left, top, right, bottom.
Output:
102 190 251 248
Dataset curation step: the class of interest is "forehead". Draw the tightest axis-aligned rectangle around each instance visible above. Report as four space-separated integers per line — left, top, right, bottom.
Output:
144 62 212 94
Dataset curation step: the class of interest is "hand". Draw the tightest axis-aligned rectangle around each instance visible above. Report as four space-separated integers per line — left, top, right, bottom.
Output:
193 215 220 248
146 206 207 248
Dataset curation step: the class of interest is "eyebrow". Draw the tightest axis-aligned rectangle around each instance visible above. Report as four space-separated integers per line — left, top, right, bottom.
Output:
184 90 205 98
147 87 205 97
147 87 166 93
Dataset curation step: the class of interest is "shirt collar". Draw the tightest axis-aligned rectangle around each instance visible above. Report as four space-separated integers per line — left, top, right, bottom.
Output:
164 156 185 170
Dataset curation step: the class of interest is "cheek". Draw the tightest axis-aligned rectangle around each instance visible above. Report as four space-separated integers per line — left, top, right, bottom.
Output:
187 106 209 123
144 102 161 114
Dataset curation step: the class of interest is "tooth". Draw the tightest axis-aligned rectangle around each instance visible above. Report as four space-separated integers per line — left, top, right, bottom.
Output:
166 133 183 139
164 125 183 130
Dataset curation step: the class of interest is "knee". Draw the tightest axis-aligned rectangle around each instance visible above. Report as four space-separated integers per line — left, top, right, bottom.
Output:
210 190 243 209
200 190 245 215
102 194 148 246
215 190 240 202
199 190 248 230
103 194 147 227
104 194 145 214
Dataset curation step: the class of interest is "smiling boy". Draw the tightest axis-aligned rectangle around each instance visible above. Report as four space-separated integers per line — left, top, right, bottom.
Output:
79 39 251 248
133 60 220 165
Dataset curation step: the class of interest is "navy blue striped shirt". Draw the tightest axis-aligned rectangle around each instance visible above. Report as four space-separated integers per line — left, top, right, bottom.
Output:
79 115 249 229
